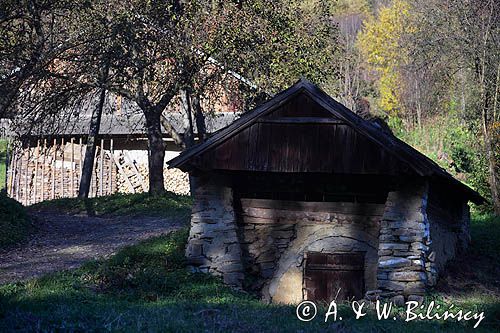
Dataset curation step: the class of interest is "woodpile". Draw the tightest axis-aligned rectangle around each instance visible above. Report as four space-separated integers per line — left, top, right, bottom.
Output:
116 163 190 195
7 138 116 205
8 138 190 205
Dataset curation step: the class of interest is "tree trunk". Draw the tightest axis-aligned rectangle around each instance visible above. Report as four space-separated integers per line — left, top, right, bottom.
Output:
78 87 106 199
144 110 166 195
192 94 207 142
180 89 195 148
482 112 500 214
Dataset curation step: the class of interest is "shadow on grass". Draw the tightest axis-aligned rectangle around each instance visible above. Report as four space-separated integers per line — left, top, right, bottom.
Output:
1 226 499 332
1 290 499 332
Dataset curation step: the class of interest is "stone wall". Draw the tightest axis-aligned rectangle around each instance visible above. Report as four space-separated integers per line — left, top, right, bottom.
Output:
372 181 430 303
237 199 385 304
185 175 244 287
185 175 470 305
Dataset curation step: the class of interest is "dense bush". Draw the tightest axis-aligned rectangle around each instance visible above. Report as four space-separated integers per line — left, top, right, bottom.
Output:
0 193 30 248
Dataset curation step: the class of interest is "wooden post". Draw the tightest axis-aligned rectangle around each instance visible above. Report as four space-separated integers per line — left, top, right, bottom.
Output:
23 146 29 205
33 140 40 204
100 138 104 196
15 149 20 202
109 138 114 195
6 141 13 196
61 137 65 198
8 148 16 199
79 137 83 190
41 139 46 202
52 138 56 200
90 144 98 198
5 139 10 192
71 137 75 197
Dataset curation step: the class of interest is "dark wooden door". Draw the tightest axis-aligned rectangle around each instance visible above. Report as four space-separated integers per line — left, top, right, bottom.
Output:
304 252 364 302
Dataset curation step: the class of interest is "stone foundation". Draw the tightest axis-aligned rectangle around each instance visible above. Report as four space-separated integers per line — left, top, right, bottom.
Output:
372 181 430 301
185 174 471 304
185 175 244 287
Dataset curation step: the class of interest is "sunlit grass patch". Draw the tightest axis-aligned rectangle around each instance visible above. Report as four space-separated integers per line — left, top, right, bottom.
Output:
29 191 193 218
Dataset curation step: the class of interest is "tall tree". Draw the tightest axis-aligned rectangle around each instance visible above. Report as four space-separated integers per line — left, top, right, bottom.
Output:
409 0 500 213
98 0 339 194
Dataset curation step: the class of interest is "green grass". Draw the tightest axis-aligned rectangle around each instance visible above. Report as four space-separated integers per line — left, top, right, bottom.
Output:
29 192 193 218
0 215 498 332
0 193 31 248
469 213 500 263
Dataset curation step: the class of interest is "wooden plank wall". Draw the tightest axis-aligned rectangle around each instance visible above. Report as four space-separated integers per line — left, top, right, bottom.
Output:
6 138 117 205
192 93 413 175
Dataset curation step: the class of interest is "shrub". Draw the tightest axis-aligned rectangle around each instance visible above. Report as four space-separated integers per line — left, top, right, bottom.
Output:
0 193 30 248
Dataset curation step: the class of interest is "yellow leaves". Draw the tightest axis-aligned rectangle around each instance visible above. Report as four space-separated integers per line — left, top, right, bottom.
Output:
357 0 413 116
378 69 401 114
358 0 411 68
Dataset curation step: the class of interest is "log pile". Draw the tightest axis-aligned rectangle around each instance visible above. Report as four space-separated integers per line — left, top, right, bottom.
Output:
115 163 190 195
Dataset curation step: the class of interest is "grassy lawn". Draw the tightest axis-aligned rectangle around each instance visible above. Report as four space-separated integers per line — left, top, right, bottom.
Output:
0 210 498 332
29 192 193 218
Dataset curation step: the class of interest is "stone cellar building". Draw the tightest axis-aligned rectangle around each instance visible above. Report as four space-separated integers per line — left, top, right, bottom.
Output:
168 79 483 304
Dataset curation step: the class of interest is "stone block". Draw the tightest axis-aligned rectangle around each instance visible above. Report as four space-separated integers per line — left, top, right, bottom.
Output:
411 242 429 252
403 282 426 295
399 235 424 243
223 272 244 287
186 255 208 266
378 280 405 291
379 258 411 269
186 241 203 257
379 243 409 251
408 295 424 305
392 251 418 257
391 295 405 307
219 261 244 273
388 271 427 282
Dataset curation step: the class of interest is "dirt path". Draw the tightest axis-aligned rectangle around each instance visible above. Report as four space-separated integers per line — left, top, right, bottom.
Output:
0 213 185 284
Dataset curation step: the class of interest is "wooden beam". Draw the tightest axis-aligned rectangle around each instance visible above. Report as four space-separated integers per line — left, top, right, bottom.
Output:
100 138 104 197
5 140 10 192
52 138 56 200
108 152 135 193
239 198 385 216
258 117 346 125
79 137 83 190
6 142 14 197
71 138 75 197
15 149 20 202
124 151 147 192
33 140 40 204
109 138 114 195
61 137 65 198
41 139 46 202
91 144 98 198
23 147 29 205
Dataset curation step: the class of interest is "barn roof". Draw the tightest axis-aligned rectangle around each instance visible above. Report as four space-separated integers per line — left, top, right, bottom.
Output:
168 79 483 204
2 93 238 138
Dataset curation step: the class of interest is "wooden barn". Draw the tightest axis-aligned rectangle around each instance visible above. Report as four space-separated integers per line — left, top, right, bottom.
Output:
3 95 237 205
168 79 483 304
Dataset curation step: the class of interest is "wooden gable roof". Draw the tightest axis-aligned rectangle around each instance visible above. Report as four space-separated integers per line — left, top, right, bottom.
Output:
168 79 483 204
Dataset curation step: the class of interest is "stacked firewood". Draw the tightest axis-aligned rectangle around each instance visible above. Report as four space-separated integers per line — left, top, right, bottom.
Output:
115 164 189 195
